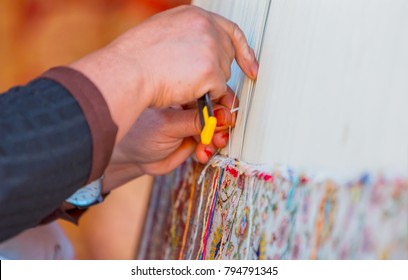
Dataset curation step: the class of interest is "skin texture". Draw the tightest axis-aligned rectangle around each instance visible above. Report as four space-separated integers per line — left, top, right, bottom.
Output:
103 90 238 192
69 5 258 192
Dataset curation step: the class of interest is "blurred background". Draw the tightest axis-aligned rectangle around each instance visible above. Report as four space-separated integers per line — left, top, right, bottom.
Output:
0 0 190 259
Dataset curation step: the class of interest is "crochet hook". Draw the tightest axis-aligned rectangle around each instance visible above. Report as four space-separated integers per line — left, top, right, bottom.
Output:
197 93 217 145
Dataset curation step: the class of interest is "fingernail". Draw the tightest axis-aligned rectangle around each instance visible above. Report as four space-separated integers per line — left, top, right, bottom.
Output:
204 148 213 159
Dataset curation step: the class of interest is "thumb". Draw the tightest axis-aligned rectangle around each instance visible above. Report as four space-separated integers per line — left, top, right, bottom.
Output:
161 107 201 138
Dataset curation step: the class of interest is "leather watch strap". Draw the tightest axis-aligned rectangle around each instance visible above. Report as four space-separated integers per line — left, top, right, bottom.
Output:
39 192 110 225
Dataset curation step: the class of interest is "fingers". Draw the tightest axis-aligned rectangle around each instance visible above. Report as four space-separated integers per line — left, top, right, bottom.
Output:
171 88 238 138
160 108 202 138
195 129 230 164
195 88 239 163
195 141 218 164
186 86 237 110
214 24 234 81
162 105 232 164
212 130 230 148
213 87 239 129
162 105 234 139
218 86 239 108
209 12 259 80
159 87 239 165
204 67 229 100
142 137 196 176
195 91 236 164
196 11 257 100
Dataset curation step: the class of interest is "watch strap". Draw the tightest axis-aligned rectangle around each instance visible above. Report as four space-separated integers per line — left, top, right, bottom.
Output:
39 192 110 225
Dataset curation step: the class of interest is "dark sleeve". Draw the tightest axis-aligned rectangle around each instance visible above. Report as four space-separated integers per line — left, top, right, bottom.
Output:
0 67 118 242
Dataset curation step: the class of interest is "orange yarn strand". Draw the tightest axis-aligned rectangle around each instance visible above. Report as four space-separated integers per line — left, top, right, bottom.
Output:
178 163 199 260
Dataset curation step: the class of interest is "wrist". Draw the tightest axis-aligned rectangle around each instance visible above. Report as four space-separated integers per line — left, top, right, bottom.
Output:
41 178 109 225
69 46 151 143
102 163 145 193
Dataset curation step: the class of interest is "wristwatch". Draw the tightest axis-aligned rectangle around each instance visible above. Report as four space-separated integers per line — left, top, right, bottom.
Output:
65 177 104 208
40 177 109 225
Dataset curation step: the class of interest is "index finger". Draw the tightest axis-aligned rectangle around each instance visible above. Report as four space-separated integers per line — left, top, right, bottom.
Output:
209 12 259 80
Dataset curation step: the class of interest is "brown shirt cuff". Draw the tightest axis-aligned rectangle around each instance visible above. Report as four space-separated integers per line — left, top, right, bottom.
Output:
41 66 118 183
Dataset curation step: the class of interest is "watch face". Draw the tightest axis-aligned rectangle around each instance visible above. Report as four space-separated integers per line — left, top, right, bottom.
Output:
66 180 102 207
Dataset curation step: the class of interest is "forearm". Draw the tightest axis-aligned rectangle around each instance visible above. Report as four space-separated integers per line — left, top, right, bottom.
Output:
0 78 91 242
69 46 150 144
0 69 118 242
103 163 144 193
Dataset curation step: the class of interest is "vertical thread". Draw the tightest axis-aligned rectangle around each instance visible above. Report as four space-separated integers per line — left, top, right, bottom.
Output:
178 163 199 260
197 169 219 259
200 169 224 259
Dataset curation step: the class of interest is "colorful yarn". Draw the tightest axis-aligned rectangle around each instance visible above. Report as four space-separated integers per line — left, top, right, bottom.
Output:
178 163 199 260
140 156 408 260
201 169 223 259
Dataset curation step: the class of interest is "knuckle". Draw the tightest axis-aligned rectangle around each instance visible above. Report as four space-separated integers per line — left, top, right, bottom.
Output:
213 81 227 97
200 59 216 76
232 22 245 43
191 14 212 31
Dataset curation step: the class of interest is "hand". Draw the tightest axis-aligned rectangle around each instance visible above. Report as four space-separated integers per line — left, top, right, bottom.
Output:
119 5 258 108
70 5 258 143
102 91 238 192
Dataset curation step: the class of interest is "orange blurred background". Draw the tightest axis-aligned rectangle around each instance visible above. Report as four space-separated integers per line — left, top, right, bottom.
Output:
0 0 190 259
0 0 190 91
